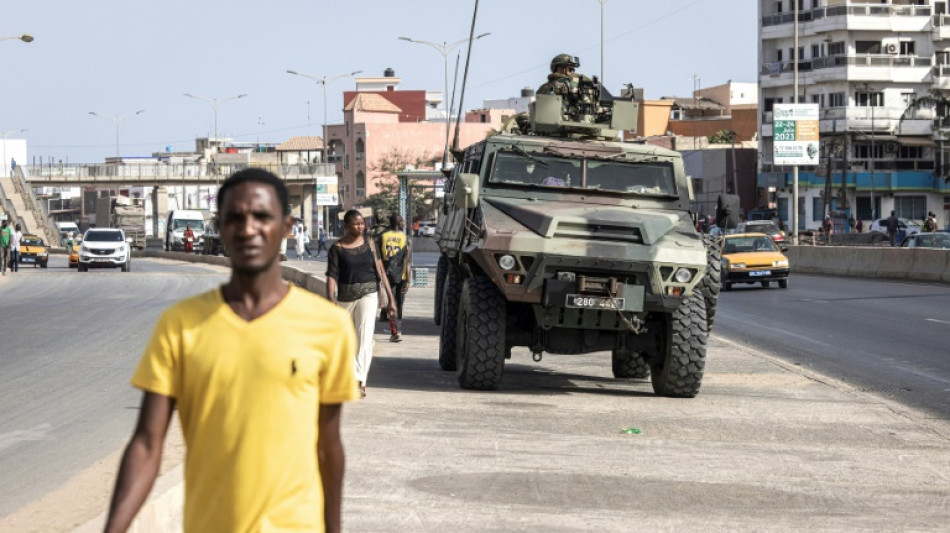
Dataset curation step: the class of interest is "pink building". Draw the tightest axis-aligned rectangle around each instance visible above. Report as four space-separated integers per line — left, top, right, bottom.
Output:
326 76 513 210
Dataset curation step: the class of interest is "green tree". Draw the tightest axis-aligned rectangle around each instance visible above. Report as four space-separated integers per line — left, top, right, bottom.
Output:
708 130 736 144
364 148 440 229
900 89 950 182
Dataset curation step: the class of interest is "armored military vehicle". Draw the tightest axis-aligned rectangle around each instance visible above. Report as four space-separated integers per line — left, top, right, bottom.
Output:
434 78 721 397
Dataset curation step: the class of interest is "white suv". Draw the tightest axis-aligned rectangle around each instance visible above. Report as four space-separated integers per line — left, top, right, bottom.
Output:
79 228 132 272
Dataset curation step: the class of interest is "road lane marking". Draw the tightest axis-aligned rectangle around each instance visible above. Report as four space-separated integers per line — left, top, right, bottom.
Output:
925 318 950 325
0 424 53 453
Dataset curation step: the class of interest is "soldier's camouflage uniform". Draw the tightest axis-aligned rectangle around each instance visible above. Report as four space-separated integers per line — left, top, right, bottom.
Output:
537 73 574 96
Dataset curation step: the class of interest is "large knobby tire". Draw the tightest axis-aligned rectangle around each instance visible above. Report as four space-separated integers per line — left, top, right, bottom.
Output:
650 295 708 398
611 350 650 379
456 276 507 390
434 255 448 326
697 234 721 330
437 266 462 371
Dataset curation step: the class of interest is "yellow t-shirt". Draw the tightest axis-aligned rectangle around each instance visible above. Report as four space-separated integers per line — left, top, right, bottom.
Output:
132 284 359 533
379 230 408 281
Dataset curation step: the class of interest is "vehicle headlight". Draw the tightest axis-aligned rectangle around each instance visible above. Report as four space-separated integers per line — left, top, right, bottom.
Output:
117 245 126 253
730 262 746 270
673 267 693 283
497 254 516 271
773 259 789 267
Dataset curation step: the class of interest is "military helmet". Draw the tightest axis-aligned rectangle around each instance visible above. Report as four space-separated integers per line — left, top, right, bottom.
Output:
550 53 579 72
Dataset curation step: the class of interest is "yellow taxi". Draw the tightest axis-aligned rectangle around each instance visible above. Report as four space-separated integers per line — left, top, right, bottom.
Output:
18 234 49 268
68 236 83 268
720 233 790 290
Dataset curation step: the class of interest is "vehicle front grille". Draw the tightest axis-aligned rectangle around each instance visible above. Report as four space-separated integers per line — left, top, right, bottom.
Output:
91 248 113 255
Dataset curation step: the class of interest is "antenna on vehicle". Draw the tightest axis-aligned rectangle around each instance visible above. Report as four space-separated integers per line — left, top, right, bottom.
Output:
452 0 480 158
443 52 461 171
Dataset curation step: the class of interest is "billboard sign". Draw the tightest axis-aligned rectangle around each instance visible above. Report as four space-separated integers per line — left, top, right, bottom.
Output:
773 103 820 166
316 175 339 206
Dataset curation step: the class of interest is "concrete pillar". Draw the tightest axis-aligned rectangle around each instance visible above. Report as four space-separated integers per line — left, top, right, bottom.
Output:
302 184 314 237
152 187 168 238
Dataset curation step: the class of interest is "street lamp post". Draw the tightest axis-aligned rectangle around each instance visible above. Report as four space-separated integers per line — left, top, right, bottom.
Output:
287 69 362 236
399 33 490 166
1 128 27 178
598 0 607 83
88 110 145 161
183 93 248 142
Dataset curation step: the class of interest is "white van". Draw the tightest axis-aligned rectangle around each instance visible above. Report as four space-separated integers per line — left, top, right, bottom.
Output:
165 210 206 252
55 221 80 246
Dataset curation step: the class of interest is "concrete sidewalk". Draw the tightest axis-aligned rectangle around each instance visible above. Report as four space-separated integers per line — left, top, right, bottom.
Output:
78 268 950 532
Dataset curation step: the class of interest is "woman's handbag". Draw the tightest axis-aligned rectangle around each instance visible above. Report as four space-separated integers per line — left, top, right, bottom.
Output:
367 239 390 310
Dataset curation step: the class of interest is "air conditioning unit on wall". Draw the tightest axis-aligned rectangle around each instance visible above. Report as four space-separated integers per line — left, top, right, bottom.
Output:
883 39 899 55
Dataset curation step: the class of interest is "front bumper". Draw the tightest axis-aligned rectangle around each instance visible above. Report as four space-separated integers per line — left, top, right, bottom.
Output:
723 267 789 284
80 248 128 268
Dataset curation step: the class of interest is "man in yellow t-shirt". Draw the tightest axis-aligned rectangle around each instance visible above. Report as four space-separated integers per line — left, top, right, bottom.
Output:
105 169 359 533
379 214 411 342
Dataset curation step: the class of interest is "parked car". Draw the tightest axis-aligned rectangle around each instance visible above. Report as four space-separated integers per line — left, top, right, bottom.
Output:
736 220 786 243
416 221 437 237
18 234 49 268
720 233 790 290
899 232 950 249
869 217 922 236
78 228 132 272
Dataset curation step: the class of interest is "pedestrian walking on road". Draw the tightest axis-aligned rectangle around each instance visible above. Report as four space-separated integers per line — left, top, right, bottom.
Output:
317 225 328 255
886 210 900 246
182 224 196 254
292 219 309 259
379 214 411 342
104 169 360 533
325 209 397 398
10 223 22 272
0 220 11 276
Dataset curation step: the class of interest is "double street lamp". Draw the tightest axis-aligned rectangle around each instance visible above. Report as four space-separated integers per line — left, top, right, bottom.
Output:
398 33 490 164
88 110 145 161
182 93 248 141
287 69 362 234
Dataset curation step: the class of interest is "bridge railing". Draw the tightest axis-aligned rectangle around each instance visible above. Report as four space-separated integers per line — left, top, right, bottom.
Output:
23 162 337 183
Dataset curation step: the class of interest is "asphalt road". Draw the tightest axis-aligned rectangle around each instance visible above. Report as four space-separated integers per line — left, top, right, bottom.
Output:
0 255 227 517
715 273 950 418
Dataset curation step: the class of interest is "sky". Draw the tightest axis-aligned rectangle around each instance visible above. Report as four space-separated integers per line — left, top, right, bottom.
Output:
3 0 757 164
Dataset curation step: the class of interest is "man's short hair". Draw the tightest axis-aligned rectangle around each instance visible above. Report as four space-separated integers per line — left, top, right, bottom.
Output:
389 213 402 229
217 168 290 216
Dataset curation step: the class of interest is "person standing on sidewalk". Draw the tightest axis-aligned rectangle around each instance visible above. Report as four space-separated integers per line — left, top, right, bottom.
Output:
104 169 360 533
325 209 397 398
0 220 11 275
379 214 411 342
9 224 22 272
886 210 900 246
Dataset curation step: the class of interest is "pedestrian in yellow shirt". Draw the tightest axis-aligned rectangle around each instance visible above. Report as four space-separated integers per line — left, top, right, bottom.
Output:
104 169 359 533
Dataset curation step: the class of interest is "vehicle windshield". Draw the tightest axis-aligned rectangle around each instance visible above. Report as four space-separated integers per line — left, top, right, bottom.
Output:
912 234 950 249
22 237 44 246
742 222 779 233
173 219 204 231
723 236 779 254
489 151 677 196
85 230 124 242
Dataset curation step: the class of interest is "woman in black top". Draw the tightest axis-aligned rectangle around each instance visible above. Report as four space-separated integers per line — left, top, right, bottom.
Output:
326 210 396 397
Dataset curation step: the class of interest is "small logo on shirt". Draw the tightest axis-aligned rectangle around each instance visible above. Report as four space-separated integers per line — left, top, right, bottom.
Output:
291 359 297 376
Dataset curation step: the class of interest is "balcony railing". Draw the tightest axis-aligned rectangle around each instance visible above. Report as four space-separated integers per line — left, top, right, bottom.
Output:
762 3 931 27
764 54 932 76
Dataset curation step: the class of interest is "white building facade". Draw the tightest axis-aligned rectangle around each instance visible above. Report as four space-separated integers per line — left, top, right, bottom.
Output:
758 0 950 232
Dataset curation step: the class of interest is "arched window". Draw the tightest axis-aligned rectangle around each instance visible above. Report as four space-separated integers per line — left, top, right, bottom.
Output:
356 171 366 197
355 138 365 155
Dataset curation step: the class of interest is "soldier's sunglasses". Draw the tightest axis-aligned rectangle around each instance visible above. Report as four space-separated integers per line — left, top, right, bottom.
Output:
567 67 576 72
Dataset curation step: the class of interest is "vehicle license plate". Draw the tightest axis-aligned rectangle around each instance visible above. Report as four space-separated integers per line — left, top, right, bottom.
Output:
566 294 625 310
22 257 34 262
750 270 771 277
95 258 112 262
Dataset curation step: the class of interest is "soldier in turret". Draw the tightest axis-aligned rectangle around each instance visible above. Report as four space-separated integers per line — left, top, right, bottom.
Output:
538 53 579 97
